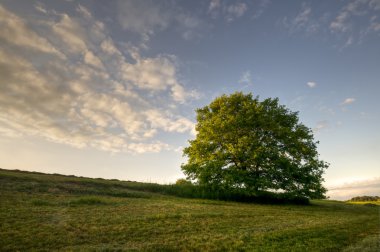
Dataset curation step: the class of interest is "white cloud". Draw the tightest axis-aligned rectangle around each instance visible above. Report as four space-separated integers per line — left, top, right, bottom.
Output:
127 142 170 154
84 50 105 70
144 110 195 135
118 54 195 103
34 2 47 14
252 0 271 19
226 3 248 20
330 11 350 33
283 0 380 44
52 13 88 53
208 0 249 22
117 0 170 36
171 84 187 103
76 4 92 19
0 5 64 59
121 56 176 90
239 70 253 87
343 36 354 48
341 98 356 105
177 14 204 40
282 4 317 34
370 21 380 31
307 81 317 88
327 177 380 200
0 4 196 154
313 120 329 133
329 0 380 47
209 0 221 12
318 105 336 116
294 5 311 26
100 39 121 55
117 0 204 42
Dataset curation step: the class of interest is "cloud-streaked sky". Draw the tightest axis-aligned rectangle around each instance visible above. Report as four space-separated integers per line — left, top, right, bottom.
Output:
0 0 379 200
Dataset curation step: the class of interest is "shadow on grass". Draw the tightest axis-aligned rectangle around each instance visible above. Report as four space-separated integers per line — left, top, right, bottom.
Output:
65 197 111 206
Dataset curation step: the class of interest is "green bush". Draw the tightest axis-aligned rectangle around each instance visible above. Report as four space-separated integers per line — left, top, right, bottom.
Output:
132 183 309 205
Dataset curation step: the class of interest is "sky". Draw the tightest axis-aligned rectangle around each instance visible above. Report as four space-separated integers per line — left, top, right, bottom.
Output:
0 0 379 200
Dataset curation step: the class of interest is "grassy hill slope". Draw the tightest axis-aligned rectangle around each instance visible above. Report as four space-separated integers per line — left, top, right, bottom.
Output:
0 169 379 251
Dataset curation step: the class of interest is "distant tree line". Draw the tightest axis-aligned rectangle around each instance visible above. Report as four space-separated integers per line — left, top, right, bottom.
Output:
350 196 380 202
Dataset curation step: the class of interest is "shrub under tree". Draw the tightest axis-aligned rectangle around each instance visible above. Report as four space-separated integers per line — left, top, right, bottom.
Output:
181 92 328 199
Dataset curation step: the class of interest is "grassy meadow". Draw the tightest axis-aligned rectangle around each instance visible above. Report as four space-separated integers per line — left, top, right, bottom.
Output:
0 168 379 251
347 201 380 206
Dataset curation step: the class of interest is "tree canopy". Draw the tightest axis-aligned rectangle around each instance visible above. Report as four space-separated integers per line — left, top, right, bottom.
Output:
350 196 380 202
181 92 328 199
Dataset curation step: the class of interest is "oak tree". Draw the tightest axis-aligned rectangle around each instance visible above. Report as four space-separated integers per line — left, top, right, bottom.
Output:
181 92 328 198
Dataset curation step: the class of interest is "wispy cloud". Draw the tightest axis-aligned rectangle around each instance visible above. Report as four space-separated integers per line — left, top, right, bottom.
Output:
76 4 92 19
117 0 205 42
294 5 311 26
330 10 350 33
307 81 317 88
226 3 248 21
0 5 65 59
317 105 336 116
208 0 249 22
34 2 47 14
209 0 221 12
282 3 319 34
117 0 170 36
327 177 380 200
313 120 329 133
329 0 379 33
208 0 269 22
239 70 253 88
341 98 356 105
0 3 196 154
330 0 380 47
370 20 380 31
281 0 380 48
252 0 271 19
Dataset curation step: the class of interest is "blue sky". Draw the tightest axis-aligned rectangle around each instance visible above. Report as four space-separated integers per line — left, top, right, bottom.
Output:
0 0 379 200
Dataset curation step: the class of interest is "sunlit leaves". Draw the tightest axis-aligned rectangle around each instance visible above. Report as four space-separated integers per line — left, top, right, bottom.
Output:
182 92 328 198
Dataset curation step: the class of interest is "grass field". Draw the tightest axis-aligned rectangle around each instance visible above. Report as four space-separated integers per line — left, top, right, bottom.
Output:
1 169 379 251
347 201 380 206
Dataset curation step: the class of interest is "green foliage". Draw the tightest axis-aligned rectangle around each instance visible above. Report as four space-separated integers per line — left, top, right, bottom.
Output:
350 196 380 202
182 92 329 199
0 169 379 251
175 178 192 185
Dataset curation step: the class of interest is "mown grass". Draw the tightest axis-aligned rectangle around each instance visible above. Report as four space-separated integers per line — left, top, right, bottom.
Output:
0 168 379 251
